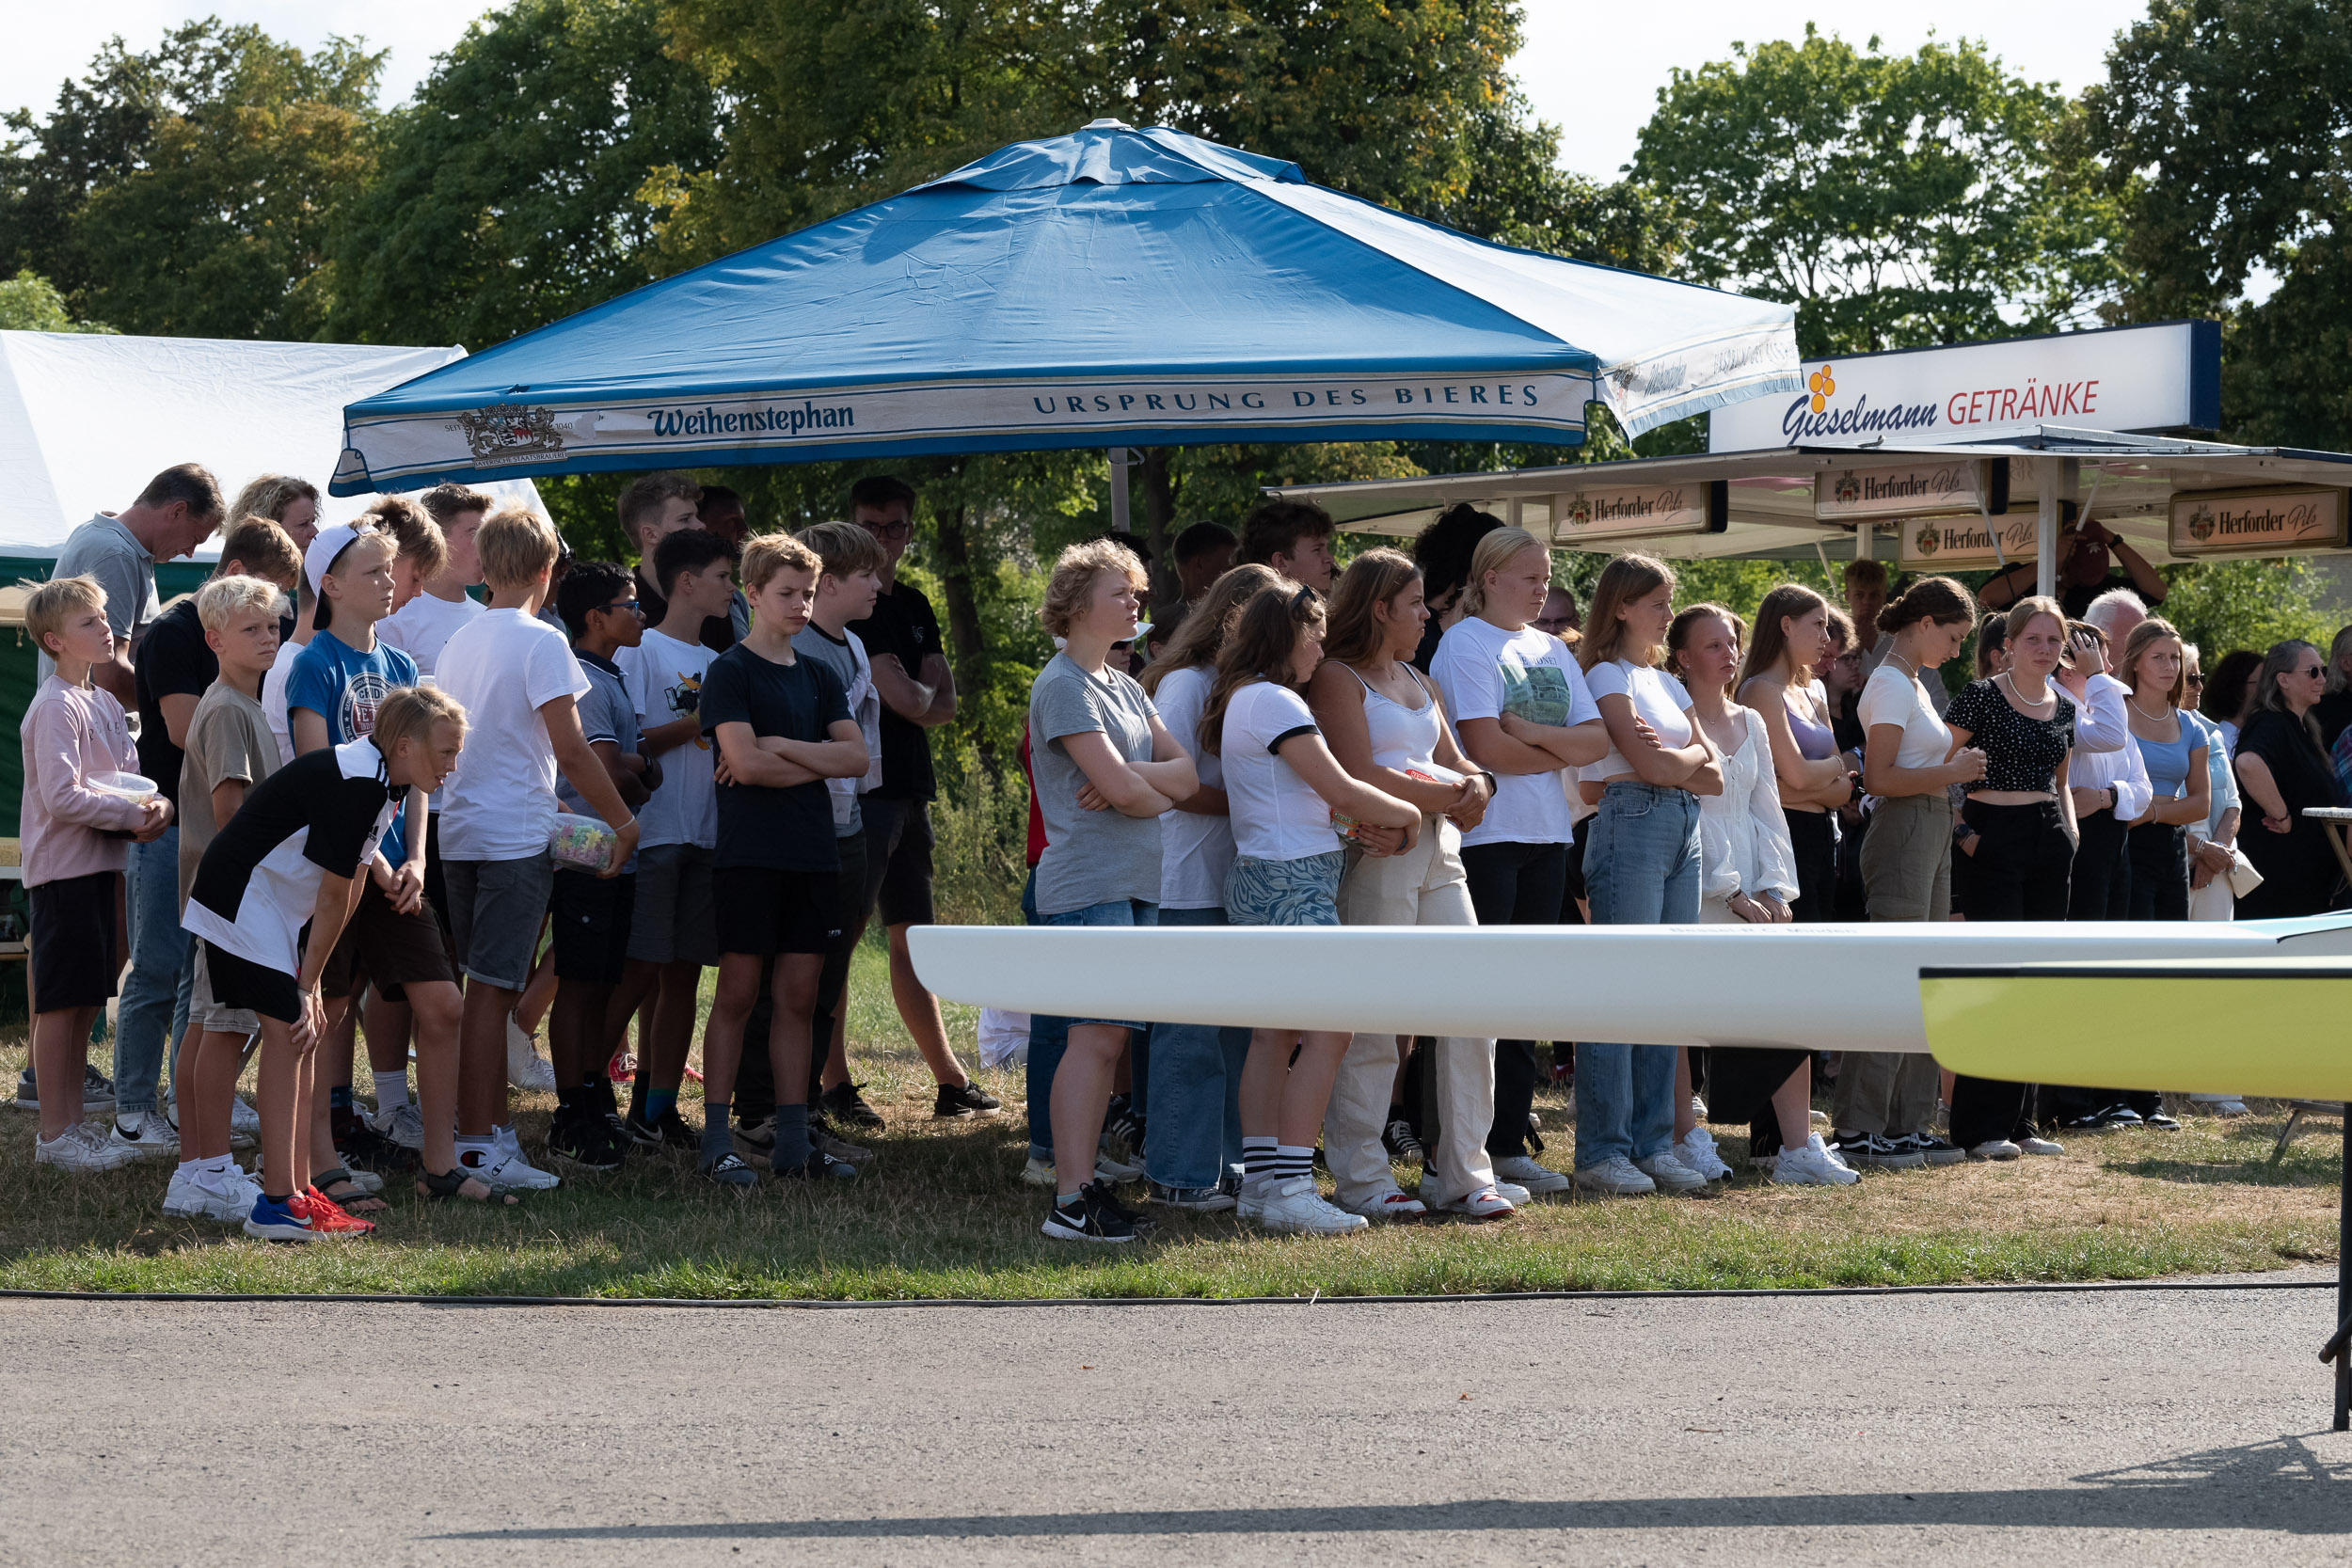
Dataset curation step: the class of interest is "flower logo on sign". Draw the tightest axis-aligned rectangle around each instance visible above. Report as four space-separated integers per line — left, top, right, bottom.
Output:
2187 504 2216 544
1915 522 1940 557
1807 364 1836 414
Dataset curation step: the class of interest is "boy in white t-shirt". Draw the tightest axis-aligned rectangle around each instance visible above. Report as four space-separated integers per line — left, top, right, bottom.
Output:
611 527 736 1146
378 483 490 678
434 508 640 1192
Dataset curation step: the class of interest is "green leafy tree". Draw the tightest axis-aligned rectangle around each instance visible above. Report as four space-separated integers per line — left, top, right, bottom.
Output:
326 0 726 350
0 270 113 332
2 22 381 340
1631 25 2122 356
2088 0 2352 447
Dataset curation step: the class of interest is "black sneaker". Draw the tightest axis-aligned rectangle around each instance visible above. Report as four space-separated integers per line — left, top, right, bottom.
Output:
773 1148 859 1181
1828 1130 1925 1169
620 1112 665 1149
811 1124 873 1164
934 1081 1002 1118
337 1118 415 1175
819 1081 886 1130
1382 1118 1426 1165
1089 1178 1155 1232
1041 1180 1140 1243
651 1107 700 1150
1103 1093 1144 1160
699 1149 758 1188
1891 1132 1965 1167
17 1066 117 1114
2140 1107 2182 1131
1146 1180 1237 1212
548 1113 625 1172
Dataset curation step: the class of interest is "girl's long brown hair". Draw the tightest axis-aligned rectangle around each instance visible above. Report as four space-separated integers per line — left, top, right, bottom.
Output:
1666 602 1743 704
1734 582 1831 694
1577 552 1676 671
1200 582 1325 756
1321 547 1421 668
1139 562 1283 697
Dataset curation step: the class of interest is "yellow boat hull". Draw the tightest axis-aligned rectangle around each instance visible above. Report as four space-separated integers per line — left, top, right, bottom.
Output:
1920 959 2352 1101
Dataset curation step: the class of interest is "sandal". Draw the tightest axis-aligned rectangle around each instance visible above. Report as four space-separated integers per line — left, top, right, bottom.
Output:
314 1164 385 1198
416 1165 518 1205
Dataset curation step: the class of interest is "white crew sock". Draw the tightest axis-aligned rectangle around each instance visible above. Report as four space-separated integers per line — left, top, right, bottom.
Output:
372 1071 409 1113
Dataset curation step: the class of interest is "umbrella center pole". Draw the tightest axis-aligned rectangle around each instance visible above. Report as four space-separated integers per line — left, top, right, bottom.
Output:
2335 1113 2351 1431
1109 448 1134 534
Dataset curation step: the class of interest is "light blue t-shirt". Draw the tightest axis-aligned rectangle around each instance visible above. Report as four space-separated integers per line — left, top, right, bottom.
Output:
285 629 420 862
557 649 641 874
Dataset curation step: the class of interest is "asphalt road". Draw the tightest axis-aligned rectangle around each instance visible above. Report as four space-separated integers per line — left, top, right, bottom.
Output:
4 1277 2348 1566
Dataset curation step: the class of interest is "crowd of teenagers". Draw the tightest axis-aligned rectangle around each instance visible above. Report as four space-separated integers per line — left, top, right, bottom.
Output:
14 465 2347 1245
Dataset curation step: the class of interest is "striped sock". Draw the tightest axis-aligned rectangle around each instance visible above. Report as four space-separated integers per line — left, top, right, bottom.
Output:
1273 1144 1316 1181
1242 1136 1279 1182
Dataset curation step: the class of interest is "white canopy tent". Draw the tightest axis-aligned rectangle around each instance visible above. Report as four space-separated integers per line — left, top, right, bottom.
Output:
0 330 542 560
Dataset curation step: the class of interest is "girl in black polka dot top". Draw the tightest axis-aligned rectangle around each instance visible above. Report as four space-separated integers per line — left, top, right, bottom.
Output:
1940 595 2084 1161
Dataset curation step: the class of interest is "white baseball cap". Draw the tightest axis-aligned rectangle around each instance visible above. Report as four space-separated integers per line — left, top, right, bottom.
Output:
304 522 367 597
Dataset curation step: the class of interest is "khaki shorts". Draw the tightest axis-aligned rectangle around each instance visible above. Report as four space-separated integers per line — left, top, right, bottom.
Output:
191 942 262 1038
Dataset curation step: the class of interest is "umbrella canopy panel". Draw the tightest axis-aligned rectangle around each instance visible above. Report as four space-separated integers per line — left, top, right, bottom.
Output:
333 121 1798 495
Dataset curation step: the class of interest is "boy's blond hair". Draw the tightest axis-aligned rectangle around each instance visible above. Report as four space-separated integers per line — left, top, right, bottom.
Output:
475 507 562 592
363 496 449 582
195 574 284 633
24 575 105 659
739 531 822 596
794 520 887 581
373 685 469 756
214 517 302 590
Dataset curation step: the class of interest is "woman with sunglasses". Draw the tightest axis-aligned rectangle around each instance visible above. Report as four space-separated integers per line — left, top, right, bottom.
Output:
2233 640 2347 919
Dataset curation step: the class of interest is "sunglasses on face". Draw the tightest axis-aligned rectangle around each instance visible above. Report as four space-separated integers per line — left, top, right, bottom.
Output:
2299 665 2328 679
2185 673 2205 685
598 599 641 617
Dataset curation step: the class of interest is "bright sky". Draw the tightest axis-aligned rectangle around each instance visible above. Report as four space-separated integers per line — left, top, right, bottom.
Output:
11 2 2149 152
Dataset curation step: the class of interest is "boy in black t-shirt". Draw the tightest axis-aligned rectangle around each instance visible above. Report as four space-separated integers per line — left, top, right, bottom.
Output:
695 533 868 1185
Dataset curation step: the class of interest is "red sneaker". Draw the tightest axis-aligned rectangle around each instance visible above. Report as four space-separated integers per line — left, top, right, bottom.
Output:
297 1186 378 1238
607 1050 636 1085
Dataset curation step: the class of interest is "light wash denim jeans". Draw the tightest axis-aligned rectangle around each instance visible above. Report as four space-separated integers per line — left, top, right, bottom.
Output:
1575 783 1700 1169
1142 905 1248 1191
1021 874 1157 1162
117 825 194 1115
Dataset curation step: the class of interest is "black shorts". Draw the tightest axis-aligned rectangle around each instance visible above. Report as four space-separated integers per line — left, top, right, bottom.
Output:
29 871 119 1011
550 868 635 984
321 880 456 1000
864 796 935 927
201 941 301 1024
714 866 843 957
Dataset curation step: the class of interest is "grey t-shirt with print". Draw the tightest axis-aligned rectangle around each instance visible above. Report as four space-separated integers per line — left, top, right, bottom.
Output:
1029 651 1162 917
39 515 159 685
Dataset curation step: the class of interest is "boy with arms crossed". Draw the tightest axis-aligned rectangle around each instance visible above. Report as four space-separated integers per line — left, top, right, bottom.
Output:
694 533 867 1186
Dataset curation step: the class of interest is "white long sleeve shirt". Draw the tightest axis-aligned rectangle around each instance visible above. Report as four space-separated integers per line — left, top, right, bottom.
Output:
1698 706 1801 905
2069 673 2151 820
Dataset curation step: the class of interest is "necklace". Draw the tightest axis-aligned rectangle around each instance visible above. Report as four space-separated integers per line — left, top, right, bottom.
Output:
2128 694 2175 723
1997 669 2055 710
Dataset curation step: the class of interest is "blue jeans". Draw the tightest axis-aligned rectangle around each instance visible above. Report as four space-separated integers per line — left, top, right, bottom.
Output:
118 826 194 1114
1575 783 1700 1168
1021 876 1157 1162
1142 906 1248 1190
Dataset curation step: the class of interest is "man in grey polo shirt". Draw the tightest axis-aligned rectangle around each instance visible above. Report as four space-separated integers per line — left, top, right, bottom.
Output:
37 464 224 703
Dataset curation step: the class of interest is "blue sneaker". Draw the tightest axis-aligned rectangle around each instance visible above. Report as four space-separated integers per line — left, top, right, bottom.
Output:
243 1192 314 1243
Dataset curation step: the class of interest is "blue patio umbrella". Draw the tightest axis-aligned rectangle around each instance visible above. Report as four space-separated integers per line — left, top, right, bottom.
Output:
331 120 1800 495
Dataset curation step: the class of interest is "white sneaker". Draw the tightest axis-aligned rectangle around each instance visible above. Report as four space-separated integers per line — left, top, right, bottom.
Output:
2013 1133 2065 1157
1435 1185 1516 1220
228 1094 261 1148
1772 1134 1862 1187
1093 1136 1143 1182
1489 1153 1570 1195
108 1109 181 1159
163 1164 260 1221
1674 1128 1732 1180
1256 1175 1368 1235
1573 1156 1657 1196
37 1120 142 1172
1634 1150 1708 1192
506 1015 557 1092
1967 1139 2022 1162
464 1145 561 1192
371 1101 426 1150
1341 1188 1426 1221
1421 1175 1532 1209
1235 1178 1270 1220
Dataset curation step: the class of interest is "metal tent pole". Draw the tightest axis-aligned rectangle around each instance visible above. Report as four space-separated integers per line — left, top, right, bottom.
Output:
2035 459 2058 600
1109 448 1133 533
2337 1114 2350 1430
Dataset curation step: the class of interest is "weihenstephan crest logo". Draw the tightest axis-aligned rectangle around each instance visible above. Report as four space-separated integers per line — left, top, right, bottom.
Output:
453 403 566 465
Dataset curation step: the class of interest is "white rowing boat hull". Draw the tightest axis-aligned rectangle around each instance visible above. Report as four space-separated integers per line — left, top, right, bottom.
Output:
909 916 2352 1053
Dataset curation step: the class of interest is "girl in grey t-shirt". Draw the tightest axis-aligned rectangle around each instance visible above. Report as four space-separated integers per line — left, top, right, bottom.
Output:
1024 541 1197 1246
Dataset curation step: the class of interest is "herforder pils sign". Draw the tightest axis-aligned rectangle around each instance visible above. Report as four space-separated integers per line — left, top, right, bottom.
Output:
2169 488 2349 558
1709 322 2219 452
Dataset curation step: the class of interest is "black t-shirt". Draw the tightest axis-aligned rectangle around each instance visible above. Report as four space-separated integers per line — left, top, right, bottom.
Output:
635 568 738 656
133 596 218 805
699 642 850 872
2059 574 2148 620
1945 678 2077 793
846 578 943 800
185 741 396 974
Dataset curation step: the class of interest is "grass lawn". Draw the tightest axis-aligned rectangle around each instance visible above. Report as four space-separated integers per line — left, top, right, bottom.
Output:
0 940 2340 1299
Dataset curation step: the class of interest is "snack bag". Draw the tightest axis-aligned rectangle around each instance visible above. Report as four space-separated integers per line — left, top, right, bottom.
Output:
548 813 617 873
